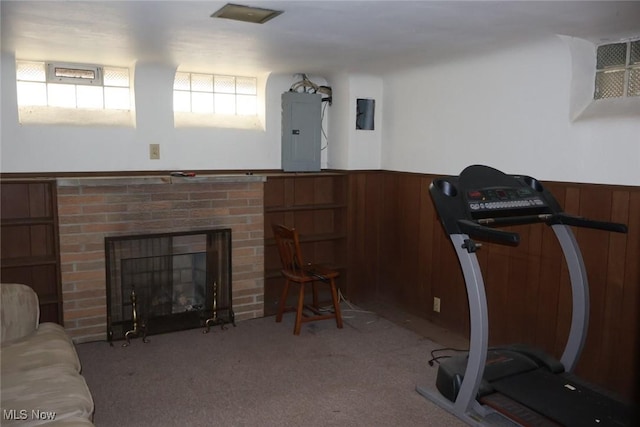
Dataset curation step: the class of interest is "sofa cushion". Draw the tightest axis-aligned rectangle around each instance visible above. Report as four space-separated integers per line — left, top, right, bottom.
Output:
1 364 94 426
1 283 40 344
43 417 95 427
1 323 81 374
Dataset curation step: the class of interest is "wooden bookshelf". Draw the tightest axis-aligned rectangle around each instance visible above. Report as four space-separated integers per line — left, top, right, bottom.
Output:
1 180 63 324
263 173 348 315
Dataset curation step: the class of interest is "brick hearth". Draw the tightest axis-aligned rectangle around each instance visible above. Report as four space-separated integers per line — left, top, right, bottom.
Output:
56 175 265 343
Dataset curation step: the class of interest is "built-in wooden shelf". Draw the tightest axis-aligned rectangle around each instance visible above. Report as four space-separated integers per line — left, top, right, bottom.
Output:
263 172 348 316
0 179 63 324
1 217 55 226
265 203 347 213
0 256 58 268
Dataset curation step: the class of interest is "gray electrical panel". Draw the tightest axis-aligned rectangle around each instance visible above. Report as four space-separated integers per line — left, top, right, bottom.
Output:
281 92 322 172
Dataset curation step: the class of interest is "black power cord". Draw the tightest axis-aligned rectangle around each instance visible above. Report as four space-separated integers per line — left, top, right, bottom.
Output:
428 347 468 366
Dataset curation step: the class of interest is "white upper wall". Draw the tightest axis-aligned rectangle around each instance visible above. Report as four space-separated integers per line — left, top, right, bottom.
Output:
0 52 291 173
380 36 640 186
325 72 350 170
2 35 639 185
325 72 383 170
349 74 383 170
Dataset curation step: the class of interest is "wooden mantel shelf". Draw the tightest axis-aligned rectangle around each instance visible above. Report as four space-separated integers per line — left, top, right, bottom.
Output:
56 174 266 187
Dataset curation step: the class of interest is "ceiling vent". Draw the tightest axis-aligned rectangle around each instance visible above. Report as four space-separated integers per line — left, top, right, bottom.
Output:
211 3 283 24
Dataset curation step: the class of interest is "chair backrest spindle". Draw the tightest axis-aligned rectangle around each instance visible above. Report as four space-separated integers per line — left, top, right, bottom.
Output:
273 224 305 276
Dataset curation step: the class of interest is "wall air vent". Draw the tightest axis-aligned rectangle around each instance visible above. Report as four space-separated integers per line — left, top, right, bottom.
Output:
210 3 283 24
46 62 103 86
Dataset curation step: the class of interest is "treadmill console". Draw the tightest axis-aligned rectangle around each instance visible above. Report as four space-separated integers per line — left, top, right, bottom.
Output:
428 165 562 241
429 164 627 245
465 187 547 219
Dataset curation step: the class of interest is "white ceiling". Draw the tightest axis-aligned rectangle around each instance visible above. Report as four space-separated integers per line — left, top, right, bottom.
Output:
2 1 639 76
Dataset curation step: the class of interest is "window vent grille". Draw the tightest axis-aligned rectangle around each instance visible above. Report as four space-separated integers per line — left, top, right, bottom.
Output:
47 63 103 86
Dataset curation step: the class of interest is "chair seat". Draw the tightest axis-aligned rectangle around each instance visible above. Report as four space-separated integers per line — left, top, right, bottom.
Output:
282 264 339 282
272 224 344 335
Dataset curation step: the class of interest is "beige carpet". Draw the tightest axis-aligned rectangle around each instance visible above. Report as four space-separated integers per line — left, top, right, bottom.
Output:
76 305 466 426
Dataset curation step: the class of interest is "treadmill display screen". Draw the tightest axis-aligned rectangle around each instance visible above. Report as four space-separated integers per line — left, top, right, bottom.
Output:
465 187 548 219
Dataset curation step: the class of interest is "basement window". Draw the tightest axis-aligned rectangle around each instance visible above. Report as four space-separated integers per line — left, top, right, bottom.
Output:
174 72 256 115
16 60 133 126
594 40 640 99
173 71 262 130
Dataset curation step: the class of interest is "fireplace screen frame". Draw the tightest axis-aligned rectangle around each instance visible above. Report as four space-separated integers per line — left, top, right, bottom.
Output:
105 228 233 343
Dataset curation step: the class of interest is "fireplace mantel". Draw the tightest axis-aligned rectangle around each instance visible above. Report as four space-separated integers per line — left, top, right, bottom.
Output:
57 174 265 187
56 174 265 343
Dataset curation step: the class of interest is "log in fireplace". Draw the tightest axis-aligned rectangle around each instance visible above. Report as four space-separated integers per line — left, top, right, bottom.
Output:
105 228 233 346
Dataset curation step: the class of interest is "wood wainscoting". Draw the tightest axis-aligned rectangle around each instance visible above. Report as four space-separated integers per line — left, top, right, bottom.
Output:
3 171 637 401
346 170 639 402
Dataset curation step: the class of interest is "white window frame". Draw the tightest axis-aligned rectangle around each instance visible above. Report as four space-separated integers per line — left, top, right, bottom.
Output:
173 70 263 130
173 71 257 116
16 60 133 126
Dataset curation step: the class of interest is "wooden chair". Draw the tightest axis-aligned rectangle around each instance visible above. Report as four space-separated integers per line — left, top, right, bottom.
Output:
271 224 343 335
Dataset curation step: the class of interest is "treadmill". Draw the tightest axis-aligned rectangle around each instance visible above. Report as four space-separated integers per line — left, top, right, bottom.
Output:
415 165 631 427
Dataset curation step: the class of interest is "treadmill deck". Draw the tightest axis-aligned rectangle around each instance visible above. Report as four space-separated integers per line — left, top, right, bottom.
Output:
491 368 630 427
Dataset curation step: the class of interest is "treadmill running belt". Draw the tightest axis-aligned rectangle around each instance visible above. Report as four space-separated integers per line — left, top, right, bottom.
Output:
492 368 630 427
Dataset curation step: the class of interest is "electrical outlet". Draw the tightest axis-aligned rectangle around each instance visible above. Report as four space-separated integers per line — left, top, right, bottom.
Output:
149 144 160 160
433 297 441 313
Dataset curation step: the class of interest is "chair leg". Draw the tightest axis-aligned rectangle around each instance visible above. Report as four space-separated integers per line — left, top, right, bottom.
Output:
311 282 319 308
294 282 305 335
329 278 343 329
276 279 290 323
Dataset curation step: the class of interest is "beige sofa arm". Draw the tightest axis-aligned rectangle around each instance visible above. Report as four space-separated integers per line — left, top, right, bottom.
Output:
1 283 40 345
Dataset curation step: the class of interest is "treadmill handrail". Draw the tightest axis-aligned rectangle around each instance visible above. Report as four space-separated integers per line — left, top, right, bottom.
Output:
456 213 627 250
551 213 628 234
457 219 520 246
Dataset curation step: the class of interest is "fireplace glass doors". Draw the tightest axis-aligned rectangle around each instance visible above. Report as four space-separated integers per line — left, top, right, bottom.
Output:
105 229 233 344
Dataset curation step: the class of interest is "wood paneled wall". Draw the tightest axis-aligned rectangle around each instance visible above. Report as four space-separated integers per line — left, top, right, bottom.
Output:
347 170 639 401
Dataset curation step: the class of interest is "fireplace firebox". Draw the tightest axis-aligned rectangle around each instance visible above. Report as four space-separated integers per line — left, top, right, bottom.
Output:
105 228 233 345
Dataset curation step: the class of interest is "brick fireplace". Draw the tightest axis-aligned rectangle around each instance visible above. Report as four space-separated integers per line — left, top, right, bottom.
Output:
56 175 265 343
